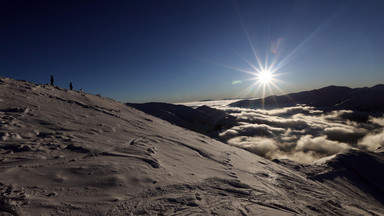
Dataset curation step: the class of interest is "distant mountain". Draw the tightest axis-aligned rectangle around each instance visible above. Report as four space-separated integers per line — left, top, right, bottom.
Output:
127 102 237 137
229 84 384 112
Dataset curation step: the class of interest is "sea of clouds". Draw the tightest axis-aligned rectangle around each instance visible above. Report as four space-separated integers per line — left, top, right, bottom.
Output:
181 100 384 163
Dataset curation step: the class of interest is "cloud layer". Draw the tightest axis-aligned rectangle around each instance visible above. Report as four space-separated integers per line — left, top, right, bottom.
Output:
215 105 384 163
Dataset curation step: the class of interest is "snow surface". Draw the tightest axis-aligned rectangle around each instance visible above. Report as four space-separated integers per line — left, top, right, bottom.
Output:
0 76 383 215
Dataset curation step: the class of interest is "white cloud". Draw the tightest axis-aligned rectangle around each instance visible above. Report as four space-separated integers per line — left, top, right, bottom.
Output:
186 102 384 163
324 127 366 144
369 116 384 126
227 136 279 158
358 130 384 151
250 105 316 116
219 123 285 141
285 151 324 164
324 127 354 135
296 135 349 155
218 129 239 140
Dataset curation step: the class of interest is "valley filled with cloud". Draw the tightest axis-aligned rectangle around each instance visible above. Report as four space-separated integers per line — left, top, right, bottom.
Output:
186 102 384 163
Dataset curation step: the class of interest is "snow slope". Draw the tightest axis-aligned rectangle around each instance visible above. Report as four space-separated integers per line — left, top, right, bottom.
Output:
0 76 383 215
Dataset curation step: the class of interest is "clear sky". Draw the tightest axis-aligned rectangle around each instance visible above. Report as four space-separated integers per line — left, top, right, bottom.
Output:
1 0 384 103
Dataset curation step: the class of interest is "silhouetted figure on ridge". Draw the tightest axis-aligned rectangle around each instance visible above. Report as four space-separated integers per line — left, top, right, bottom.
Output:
69 82 73 90
50 75 54 86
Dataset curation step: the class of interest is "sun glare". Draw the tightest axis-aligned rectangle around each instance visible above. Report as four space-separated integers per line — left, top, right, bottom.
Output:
258 71 273 84
200 16 289 108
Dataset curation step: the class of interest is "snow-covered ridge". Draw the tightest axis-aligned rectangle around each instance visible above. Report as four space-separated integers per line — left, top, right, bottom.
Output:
0 76 383 215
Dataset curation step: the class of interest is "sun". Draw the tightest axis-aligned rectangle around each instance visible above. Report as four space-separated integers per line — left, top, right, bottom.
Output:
257 71 273 84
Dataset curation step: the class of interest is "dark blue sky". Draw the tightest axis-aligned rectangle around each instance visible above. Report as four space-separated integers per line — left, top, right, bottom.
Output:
1 0 384 102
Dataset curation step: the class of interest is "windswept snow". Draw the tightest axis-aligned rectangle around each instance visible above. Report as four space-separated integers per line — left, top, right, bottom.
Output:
0 76 383 215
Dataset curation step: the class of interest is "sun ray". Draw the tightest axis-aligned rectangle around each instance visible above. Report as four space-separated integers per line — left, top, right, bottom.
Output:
235 5 266 73
237 80 259 98
188 0 346 108
236 53 262 74
191 56 259 76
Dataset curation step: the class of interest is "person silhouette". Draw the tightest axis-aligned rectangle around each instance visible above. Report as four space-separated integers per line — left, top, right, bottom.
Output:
50 75 54 86
69 82 73 90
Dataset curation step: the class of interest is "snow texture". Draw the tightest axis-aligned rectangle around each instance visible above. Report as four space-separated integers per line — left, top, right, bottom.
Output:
0 76 383 215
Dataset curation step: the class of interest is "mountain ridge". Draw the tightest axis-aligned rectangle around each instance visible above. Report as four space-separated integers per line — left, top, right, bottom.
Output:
229 84 384 112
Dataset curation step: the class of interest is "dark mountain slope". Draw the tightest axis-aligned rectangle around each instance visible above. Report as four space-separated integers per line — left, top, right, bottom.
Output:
127 102 237 137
